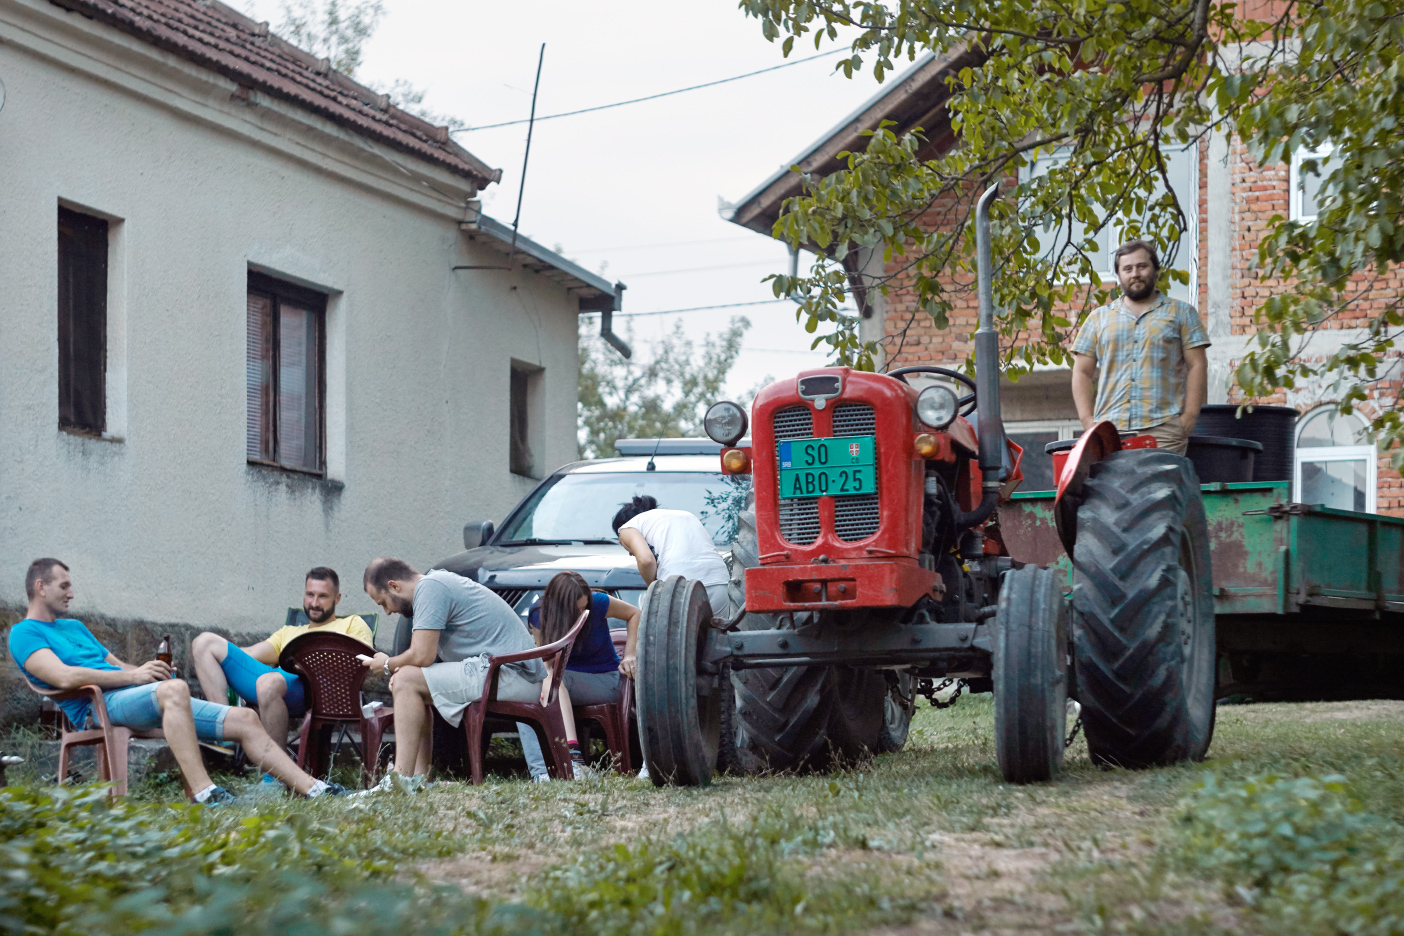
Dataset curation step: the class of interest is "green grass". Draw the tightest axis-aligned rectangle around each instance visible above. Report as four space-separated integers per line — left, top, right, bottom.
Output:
5 694 1404 934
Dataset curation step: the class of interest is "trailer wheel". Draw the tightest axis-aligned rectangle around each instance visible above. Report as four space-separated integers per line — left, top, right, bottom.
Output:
1071 450 1216 768
877 670 916 752
636 576 722 786
993 565 1069 783
824 667 886 763
728 496 833 773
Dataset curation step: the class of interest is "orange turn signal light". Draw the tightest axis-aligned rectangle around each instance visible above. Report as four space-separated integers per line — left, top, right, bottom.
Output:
722 448 750 473
914 433 940 458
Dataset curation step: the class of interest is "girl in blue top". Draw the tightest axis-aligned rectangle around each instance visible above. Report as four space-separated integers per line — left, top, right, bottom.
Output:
528 571 640 776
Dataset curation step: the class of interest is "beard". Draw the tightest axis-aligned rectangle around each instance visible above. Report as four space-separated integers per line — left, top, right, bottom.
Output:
1121 276 1156 301
386 593 414 616
305 604 335 624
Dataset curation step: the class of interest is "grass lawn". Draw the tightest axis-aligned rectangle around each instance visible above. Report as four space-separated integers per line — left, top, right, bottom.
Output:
4 694 1403 934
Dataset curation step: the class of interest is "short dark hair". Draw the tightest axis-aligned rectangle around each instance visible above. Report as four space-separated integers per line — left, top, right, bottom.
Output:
363 557 418 593
25 558 68 601
611 495 658 533
306 567 340 591
1113 239 1160 275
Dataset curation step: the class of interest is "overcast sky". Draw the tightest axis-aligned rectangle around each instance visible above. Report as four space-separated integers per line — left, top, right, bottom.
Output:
244 0 897 397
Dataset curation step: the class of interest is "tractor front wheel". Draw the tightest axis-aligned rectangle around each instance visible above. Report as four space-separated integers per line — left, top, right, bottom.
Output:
636 576 723 786
993 565 1069 783
1071 450 1216 768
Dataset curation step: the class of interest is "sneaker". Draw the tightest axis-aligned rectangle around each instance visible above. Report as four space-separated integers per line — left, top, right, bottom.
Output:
637 762 650 781
531 773 552 784
571 760 598 780
350 770 424 797
306 780 349 798
196 785 236 806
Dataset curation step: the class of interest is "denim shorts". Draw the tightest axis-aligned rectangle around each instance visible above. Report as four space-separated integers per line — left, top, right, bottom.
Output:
100 683 229 742
221 641 307 716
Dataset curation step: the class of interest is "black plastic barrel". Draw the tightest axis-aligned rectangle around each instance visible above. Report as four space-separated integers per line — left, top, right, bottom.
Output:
1186 436 1262 483
1192 404 1297 482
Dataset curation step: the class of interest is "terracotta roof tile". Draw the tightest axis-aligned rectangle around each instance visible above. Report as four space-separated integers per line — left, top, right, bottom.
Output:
51 0 500 187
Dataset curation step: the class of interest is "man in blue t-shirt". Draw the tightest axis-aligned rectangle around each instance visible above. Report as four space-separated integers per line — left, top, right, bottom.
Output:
9 558 345 803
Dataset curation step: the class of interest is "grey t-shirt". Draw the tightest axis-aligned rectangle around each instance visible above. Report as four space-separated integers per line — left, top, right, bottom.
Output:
412 570 545 682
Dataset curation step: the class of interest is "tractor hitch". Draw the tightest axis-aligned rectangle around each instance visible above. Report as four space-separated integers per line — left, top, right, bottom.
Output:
718 621 993 669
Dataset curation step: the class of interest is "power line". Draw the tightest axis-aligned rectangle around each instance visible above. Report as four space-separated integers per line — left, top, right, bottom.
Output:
580 299 790 318
622 259 785 279
455 49 846 133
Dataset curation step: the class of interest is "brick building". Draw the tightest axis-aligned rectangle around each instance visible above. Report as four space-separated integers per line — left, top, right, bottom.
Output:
726 52 1400 514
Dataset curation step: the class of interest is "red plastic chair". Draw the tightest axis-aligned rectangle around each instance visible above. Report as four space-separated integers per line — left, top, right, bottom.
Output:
278 631 393 787
573 629 634 774
463 611 589 784
22 679 167 798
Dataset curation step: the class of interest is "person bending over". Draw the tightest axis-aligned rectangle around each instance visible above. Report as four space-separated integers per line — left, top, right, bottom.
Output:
191 567 372 750
612 496 730 617
360 558 548 789
11 558 343 803
527 571 641 776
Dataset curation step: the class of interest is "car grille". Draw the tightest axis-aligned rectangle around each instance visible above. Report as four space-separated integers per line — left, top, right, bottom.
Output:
831 403 875 437
772 406 813 440
778 497 821 546
834 493 881 541
489 587 528 609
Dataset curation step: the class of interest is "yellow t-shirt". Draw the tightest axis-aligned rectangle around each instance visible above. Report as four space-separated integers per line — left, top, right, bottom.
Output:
266 614 373 655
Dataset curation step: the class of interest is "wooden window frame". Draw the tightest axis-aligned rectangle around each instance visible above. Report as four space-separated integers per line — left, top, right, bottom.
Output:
57 207 109 436
246 271 327 476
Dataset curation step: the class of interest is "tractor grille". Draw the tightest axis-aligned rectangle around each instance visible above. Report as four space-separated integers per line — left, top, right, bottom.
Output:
831 403 875 436
772 406 814 440
774 406 817 544
778 497 821 545
834 493 881 541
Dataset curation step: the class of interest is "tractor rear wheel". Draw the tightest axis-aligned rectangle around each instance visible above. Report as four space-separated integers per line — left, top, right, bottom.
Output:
993 565 1069 783
1071 450 1216 768
823 666 887 763
636 576 722 786
729 497 833 773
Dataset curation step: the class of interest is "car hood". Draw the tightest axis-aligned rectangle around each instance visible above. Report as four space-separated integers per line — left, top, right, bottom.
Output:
435 543 647 590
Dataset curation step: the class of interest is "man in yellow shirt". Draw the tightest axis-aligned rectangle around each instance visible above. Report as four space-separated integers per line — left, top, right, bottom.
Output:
191 567 372 750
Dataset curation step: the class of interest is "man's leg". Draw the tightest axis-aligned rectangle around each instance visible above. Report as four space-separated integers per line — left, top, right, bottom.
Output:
389 665 433 777
151 680 217 793
254 672 291 749
1139 420 1189 455
217 706 320 794
190 633 231 702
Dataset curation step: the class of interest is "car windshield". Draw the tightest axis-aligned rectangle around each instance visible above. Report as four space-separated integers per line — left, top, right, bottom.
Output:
497 472 752 546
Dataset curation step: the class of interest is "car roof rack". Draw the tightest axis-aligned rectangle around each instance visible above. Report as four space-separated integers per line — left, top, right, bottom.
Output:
613 438 752 456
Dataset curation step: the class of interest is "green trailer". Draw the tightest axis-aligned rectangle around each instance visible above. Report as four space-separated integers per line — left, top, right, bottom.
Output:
999 481 1404 701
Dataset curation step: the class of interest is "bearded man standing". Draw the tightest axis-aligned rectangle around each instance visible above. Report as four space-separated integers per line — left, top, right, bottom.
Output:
1070 240 1211 454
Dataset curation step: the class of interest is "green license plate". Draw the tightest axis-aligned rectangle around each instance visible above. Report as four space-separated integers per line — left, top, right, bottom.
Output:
778 436 876 499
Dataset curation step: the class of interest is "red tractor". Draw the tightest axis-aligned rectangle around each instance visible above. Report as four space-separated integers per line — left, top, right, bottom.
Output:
633 188 1217 785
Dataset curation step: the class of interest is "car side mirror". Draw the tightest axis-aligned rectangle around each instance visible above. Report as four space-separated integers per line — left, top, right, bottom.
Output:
463 520 495 550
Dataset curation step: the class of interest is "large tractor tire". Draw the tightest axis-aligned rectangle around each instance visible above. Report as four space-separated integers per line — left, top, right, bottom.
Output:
877 670 917 753
729 496 833 773
823 666 887 763
993 565 1069 783
636 576 723 786
1071 450 1216 768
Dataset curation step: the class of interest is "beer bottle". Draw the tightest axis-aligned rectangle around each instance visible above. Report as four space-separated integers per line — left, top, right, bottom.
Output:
157 634 173 666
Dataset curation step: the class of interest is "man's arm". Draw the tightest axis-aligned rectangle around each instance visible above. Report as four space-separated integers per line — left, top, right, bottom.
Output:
366 627 439 675
241 641 279 666
1181 346 1209 433
618 528 657 585
1071 352 1099 430
24 648 168 691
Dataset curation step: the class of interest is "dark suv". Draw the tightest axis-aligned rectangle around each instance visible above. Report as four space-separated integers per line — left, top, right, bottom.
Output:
434 439 752 629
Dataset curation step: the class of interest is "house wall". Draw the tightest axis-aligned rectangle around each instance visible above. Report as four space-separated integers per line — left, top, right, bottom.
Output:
0 0 580 648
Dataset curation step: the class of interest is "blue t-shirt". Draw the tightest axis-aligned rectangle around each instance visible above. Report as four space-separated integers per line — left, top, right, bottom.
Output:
528 591 620 674
8 618 121 725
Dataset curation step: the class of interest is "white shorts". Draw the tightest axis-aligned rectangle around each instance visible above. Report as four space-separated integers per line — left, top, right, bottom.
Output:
706 584 729 619
421 655 543 728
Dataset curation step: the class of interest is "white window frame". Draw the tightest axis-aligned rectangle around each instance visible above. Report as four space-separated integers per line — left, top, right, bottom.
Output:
1290 143 1336 222
1004 418 1084 441
1293 406 1376 513
1023 146 1199 300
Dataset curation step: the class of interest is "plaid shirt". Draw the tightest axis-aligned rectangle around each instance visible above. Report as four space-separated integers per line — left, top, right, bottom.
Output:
1071 293 1210 431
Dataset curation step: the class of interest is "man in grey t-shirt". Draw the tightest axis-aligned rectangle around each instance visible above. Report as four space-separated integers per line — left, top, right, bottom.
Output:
362 558 546 782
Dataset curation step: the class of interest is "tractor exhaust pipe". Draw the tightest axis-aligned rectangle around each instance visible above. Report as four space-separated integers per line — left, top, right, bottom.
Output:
973 185 1005 486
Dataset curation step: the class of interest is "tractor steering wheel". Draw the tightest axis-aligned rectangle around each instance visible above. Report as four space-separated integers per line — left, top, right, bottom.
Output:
886 366 978 416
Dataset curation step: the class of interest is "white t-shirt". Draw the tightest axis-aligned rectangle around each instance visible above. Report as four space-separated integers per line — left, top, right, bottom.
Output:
620 508 729 588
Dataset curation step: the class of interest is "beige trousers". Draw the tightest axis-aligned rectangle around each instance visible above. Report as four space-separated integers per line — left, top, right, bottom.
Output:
1135 418 1189 455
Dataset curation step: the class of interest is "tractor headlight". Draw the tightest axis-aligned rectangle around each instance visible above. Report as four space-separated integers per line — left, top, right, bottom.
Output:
704 401 748 447
916 385 958 429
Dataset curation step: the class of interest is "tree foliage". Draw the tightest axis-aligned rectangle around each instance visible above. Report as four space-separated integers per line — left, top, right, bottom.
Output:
742 0 1404 450
578 317 752 459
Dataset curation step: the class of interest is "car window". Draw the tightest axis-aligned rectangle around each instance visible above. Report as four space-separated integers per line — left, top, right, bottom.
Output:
497 472 752 546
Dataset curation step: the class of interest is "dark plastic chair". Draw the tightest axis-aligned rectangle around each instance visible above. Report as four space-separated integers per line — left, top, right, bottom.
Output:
22 679 169 798
573 629 634 774
278 631 392 787
463 611 589 784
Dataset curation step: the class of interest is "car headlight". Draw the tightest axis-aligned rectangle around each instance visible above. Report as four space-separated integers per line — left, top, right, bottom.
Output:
916 385 958 429
704 401 748 446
